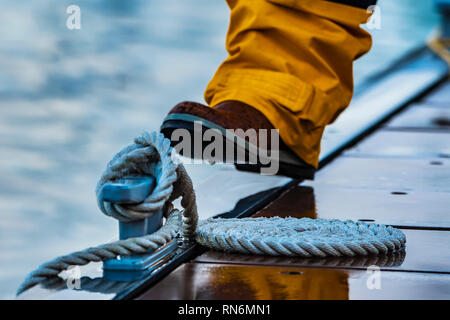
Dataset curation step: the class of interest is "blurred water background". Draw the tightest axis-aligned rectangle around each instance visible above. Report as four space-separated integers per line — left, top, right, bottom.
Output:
0 0 440 298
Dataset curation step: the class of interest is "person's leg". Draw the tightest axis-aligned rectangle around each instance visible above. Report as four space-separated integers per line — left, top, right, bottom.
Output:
204 0 376 168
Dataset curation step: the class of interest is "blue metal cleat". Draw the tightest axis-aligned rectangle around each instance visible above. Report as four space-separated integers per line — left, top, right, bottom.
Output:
99 176 176 281
99 177 156 204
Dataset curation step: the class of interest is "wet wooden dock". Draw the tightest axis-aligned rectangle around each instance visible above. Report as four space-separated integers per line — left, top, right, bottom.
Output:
137 79 450 300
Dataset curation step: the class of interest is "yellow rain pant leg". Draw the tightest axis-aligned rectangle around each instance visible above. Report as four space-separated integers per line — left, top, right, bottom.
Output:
205 0 373 167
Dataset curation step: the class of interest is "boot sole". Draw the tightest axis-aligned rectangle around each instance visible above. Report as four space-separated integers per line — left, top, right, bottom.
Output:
160 113 315 180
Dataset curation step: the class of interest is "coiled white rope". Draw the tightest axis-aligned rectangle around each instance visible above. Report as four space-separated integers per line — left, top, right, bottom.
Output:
17 132 406 295
197 217 406 257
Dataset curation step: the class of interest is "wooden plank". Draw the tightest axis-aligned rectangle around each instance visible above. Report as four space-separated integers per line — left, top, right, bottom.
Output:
312 157 450 193
250 185 450 229
137 263 450 300
318 51 448 164
384 105 450 131
422 81 450 108
343 131 450 159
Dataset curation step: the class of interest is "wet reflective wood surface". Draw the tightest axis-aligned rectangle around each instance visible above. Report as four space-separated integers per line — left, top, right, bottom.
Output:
385 104 450 131
312 157 450 193
194 229 450 273
251 185 450 229
422 82 450 107
138 263 450 300
194 250 407 270
343 131 450 159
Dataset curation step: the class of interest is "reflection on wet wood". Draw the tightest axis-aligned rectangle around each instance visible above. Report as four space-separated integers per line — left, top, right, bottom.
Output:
252 186 316 219
254 185 450 229
139 263 349 300
137 263 450 300
195 229 450 272
195 250 406 269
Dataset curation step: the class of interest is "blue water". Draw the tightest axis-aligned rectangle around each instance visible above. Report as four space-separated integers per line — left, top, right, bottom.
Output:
0 0 440 299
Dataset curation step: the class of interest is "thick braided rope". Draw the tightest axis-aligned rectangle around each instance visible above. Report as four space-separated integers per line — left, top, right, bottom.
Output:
196 217 406 257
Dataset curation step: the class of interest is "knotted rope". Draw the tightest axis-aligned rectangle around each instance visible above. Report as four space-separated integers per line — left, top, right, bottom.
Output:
17 132 406 296
95 131 197 239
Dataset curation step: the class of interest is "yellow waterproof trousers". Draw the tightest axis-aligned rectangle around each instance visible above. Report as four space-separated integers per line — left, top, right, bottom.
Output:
205 0 373 167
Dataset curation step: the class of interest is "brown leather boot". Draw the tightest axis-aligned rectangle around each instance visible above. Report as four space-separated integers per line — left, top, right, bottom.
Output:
160 100 315 180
